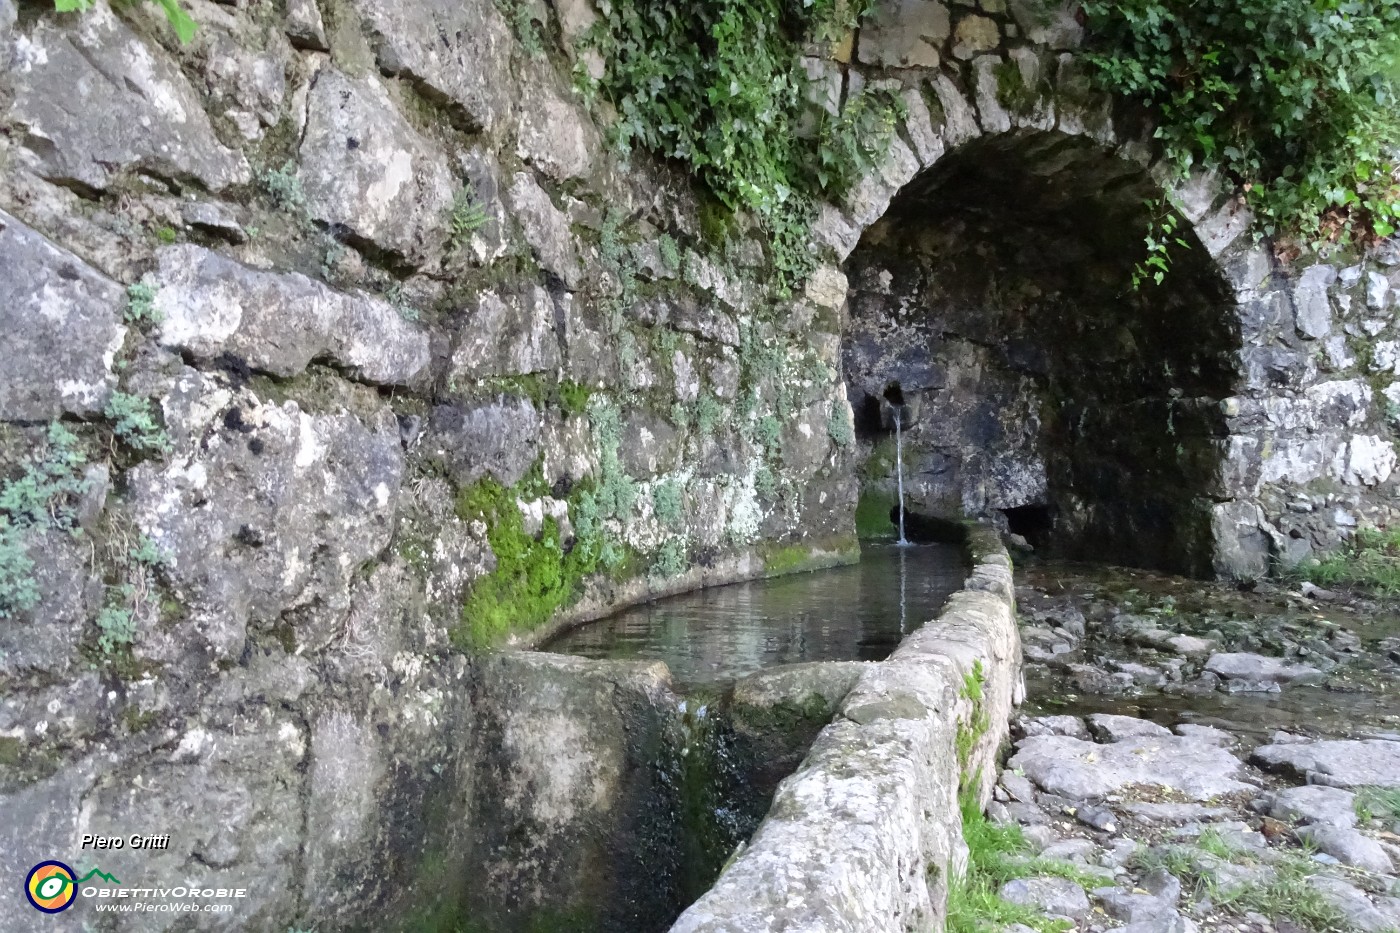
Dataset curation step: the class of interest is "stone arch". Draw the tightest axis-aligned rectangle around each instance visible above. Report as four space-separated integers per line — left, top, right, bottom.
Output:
801 37 1297 578
842 129 1240 575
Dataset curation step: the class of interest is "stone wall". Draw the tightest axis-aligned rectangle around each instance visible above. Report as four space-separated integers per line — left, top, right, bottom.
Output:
669 524 1022 933
811 0 1400 578
0 0 853 929
1 0 1398 929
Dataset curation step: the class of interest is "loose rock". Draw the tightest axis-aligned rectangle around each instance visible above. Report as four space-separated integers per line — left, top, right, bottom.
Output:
1252 739 1400 788
997 876 1091 919
1010 734 1251 801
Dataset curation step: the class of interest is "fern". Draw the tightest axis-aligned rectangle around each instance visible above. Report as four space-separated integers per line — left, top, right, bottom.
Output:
448 184 489 251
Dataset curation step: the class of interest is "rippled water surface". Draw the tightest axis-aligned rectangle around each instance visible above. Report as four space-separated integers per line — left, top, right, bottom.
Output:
545 542 968 691
1017 558 1400 740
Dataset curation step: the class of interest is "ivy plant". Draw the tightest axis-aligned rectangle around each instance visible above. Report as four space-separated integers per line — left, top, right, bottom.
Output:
1080 0 1400 245
588 0 903 293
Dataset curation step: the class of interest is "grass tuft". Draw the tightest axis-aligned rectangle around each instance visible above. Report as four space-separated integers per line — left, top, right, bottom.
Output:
1134 837 1352 932
1294 527 1400 595
947 789 1097 933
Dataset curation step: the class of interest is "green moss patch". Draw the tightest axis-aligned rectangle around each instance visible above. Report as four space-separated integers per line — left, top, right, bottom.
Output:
854 489 898 539
758 542 814 576
451 476 599 651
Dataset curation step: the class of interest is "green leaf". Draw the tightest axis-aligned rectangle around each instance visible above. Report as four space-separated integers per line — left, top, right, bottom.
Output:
154 0 198 43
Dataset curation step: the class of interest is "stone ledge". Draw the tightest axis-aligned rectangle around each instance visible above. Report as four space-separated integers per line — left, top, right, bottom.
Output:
669 523 1021 933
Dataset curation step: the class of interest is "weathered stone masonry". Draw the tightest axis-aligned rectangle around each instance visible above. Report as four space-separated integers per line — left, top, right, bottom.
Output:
823 3 1400 580
670 526 1021 933
0 0 1398 931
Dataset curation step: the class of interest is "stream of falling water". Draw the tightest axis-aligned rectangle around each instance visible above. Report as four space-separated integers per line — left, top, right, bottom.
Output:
894 410 909 546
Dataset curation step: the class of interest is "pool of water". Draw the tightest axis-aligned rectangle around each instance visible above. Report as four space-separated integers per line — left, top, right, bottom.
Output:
544 542 969 691
1016 559 1400 742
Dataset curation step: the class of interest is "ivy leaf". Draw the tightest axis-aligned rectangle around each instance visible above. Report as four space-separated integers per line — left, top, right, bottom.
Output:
158 0 196 40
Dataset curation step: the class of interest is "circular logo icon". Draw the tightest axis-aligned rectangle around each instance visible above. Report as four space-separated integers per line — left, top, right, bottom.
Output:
25 861 77 913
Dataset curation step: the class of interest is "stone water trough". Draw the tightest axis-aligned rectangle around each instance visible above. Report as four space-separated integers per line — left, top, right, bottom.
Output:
479 524 1021 931
668 524 1021 932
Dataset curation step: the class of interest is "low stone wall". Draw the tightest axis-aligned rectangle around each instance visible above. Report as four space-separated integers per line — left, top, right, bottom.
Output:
669 524 1021 933
465 652 683 932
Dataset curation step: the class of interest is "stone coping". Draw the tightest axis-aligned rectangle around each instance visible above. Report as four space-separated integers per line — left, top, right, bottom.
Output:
668 523 1021 932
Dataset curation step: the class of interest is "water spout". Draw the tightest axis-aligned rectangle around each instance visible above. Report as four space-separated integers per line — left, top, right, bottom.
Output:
893 410 909 546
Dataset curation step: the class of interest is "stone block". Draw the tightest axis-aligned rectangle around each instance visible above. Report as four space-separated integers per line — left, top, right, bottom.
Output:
153 244 430 386
859 0 950 68
9 4 249 192
0 210 124 419
298 68 455 265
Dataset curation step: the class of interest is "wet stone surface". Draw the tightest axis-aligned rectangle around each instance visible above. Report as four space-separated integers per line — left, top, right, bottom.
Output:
1016 560 1400 739
991 560 1400 932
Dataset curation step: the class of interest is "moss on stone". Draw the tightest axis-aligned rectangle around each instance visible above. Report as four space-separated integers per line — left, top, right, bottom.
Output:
734 691 839 736
475 374 593 417
995 60 1038 113
854 489 899 539
955 660 991 774
861 436 897 481
758 535 860 578
759 542 813 576
696 193 738 251
452 475 598 651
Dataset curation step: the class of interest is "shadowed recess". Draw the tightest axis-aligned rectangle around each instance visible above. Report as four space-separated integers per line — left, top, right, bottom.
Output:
844 130 1241 576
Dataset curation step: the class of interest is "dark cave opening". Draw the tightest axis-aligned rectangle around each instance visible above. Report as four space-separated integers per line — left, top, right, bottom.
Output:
842 131 1240 576
1001 504 1055 550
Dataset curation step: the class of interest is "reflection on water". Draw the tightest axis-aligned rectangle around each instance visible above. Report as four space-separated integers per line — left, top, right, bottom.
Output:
545 542 968 691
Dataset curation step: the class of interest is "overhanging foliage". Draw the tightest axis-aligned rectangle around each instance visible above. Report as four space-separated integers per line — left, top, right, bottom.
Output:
1081 0 1400 244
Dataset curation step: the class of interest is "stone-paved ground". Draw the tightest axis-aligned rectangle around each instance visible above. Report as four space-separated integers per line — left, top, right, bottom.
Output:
990 712 1400 932
987 561 1400 932
1016 560 1400 738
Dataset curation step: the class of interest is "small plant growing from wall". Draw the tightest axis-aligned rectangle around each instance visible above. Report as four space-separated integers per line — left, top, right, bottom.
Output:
494 0 545 55
95 533 168 657
448 183 489 253
1132 197 1190 290
651 536 688 579
651 478 684 526
124 282 162 328
260 161 307 215
0 424 90 618
105 392 171 455
827 403 854 448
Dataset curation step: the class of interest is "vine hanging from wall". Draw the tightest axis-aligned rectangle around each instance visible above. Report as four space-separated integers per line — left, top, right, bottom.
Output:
584 0 902 294
1081 0 1400 248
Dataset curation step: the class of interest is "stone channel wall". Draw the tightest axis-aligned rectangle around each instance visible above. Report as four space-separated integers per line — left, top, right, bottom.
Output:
0 1 855 929
670 525 1022 933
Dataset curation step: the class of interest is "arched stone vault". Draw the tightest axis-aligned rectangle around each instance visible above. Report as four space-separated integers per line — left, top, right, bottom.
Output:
842 130 1239 575
795 6 1400 578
